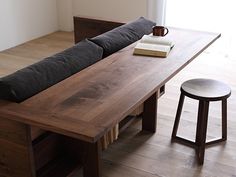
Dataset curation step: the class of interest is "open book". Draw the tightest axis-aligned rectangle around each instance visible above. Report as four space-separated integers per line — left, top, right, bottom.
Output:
133 35 174 57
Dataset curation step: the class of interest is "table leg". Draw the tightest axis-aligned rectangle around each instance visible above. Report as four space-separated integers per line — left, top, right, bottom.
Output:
142 91 158 133
83 140 102 177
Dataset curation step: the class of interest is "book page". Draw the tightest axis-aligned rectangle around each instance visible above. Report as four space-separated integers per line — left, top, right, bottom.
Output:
134 42 170 57
135 43 170 52
140 35 174 47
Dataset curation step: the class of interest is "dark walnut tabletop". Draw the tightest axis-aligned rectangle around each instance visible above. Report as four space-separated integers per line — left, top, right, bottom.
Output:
0 27 221 143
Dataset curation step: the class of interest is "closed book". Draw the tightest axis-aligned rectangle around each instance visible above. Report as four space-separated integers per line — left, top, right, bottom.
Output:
133 35 174 57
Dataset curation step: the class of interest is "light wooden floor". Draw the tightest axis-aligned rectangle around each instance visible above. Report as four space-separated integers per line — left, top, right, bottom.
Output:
0 32 236 177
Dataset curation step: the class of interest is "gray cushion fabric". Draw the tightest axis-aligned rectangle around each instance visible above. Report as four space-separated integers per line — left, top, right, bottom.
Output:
0 39 103 102
89 17 155 58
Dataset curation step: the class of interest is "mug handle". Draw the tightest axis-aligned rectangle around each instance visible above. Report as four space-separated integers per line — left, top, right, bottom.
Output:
164 27 169 36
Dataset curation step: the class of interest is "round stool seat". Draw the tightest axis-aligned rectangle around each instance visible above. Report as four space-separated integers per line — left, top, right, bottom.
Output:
181 78 231 101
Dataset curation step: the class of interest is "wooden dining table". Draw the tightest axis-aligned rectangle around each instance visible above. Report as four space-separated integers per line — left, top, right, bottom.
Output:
0 27 220 177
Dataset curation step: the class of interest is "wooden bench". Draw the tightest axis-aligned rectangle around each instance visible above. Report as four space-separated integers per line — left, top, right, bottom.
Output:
0 17 220 177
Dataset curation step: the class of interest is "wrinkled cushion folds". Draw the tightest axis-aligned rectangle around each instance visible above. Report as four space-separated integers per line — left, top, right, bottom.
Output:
0 39 103 102
90 17 155 57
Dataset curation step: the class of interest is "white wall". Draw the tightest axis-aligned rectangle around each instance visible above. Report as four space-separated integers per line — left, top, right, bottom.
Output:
57 0 73 31
147 0 166 25
72 0 147 22
0 0 150 51
57 0 147 31
0 0 58 51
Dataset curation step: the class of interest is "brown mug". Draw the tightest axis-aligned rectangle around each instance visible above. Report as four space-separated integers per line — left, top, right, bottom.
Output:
152 26 169 36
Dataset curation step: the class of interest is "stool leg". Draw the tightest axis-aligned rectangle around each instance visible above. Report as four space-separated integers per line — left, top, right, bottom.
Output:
222 99 227 141
197 101 209 165
172 93 185 139
195 100 204 145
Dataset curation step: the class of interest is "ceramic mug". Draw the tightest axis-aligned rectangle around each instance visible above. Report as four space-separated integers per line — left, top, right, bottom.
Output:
152 26 169 36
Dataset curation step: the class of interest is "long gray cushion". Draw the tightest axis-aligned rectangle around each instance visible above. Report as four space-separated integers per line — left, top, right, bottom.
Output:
89 17 155 58
0 39 103 102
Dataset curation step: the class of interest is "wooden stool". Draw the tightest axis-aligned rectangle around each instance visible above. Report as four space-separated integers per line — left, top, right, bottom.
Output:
171 78 231 164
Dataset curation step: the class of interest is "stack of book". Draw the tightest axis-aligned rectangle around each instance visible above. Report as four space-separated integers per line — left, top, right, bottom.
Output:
133 35 174 58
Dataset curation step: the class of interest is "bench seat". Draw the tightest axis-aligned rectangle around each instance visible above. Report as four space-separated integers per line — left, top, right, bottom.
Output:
0 17 155 141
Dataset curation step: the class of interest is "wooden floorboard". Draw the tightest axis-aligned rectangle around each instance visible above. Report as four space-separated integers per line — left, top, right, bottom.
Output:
0 31 236 177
